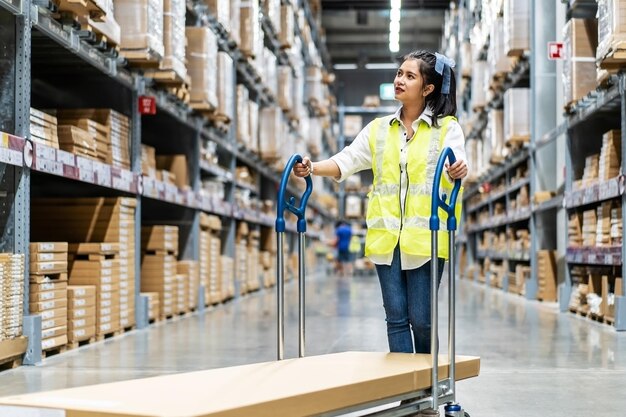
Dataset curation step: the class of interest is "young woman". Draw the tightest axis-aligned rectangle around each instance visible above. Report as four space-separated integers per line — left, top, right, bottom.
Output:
293 50 468 354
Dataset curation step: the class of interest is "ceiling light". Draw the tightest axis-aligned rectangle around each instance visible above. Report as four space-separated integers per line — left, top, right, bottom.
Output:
365 63 398 70
333 63 358 70
390 0 401 9
389 42 399 53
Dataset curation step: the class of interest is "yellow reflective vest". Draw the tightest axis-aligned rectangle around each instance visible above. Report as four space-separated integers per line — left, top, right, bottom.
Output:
364 115 463 260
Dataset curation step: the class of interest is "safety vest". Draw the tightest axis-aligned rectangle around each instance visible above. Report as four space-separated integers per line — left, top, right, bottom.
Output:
364 115 463 260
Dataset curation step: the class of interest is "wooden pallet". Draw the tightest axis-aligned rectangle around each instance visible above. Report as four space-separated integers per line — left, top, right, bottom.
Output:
598 39 626 69
96 330 121 342
0 337 27 371
506 48 528 58
54 0 105 22
121 49 162 69
66 336 96 351
144 69 187 87
42 344 67 359
0 355 22 372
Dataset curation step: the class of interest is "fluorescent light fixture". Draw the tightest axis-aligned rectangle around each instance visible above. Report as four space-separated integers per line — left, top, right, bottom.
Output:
389 20 400 33
391 0 402 9
389 32 400 44
390 8 401 22
366 63 398 70
389 42 400 53
333 63 358 70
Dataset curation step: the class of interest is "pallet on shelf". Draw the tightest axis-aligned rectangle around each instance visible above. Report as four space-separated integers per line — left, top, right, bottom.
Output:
53 0 106 22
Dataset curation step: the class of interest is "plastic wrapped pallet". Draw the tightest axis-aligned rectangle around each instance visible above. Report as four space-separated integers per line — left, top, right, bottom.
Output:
503 0 529 56
563 18 597 107
279 4 294 49
262 47 278 97
307 66 324 107
217 52 234 120
1 254 25 340
470 60 487 110
248 100 259 154
259 106 282 162
488 17 512 76
114 0 164 57
503 88 530 146
597 0 626 62
236 85 250 147
161 0 187 79
82 0 121 48
263 0 281 31
277 66 293 111
229 0 241 45
186 27 218 110
239 0 260 58
204 0 230 31
488 109 505 163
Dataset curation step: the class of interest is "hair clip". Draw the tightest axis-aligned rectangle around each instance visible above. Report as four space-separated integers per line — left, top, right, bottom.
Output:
434 52 456 95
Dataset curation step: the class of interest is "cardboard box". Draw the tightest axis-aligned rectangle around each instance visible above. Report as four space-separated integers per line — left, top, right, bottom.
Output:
30 242 68 253
115 0 164 56
29 261 68 275
29 289 67 303
563 18 597 106
30 281 68 293
186 27 218 108
42 325 67 340
68 285 97 299
39 307 68 321
30 298 68 313
41 334 68 350
41 316 68 331
68 327 96 342
68 306 97 320
30 252 68 262
156 155 188 189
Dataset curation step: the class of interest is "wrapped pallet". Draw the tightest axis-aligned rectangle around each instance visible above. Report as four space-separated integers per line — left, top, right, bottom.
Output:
204 0 230 31
599 130 622 180
186 27 218 110
263 0 281 31
239 0 260 58
279 4 294 49
230 0 241 45
597 0 626 62
216 52 235 121
277 66 293 111
159 0 187 80
114 0 164 58
236 86 250 147
248 100 259 154
504 0 529 56
471 60 487 110
489 109 505 163
80 1 121 48
259 106 282 162
262 47 278 97
488 17 512 76
503 88 530 147
563 18 597 108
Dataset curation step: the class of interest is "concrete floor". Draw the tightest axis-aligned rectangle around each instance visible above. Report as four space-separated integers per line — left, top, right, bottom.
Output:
1 269 625 416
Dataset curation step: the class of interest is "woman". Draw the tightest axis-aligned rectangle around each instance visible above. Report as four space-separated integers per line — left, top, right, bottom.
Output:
294 50 468 354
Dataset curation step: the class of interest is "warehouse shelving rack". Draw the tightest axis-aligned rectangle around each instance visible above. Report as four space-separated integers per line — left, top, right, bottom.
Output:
0 0 336 365
456 1 562 302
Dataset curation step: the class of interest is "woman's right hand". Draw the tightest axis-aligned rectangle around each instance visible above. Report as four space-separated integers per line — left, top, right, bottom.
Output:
293 156 312 178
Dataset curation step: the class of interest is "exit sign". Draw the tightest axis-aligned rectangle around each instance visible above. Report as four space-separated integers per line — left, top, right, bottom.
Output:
548 42 564 60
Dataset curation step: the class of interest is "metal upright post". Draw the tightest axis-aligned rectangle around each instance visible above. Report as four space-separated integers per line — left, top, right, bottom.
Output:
617 73 626 331
430 230 439 412
529 0 557 300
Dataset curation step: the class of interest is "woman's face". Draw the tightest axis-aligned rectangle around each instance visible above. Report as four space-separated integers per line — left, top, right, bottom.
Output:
394 59 431 104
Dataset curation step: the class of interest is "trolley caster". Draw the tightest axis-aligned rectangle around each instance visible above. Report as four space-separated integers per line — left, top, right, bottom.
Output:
444 403 470 417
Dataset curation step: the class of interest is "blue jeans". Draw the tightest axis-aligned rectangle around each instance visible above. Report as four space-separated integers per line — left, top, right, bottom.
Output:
375 247 445 354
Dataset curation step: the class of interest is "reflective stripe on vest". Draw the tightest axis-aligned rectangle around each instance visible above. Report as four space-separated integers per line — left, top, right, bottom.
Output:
364 115 463 260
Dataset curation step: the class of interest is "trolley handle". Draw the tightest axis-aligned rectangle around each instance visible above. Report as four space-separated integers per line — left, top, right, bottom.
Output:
276 154 313 233
429 147 462 232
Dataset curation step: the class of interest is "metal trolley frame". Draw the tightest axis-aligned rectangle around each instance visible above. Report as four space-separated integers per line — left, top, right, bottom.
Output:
275 150 469 417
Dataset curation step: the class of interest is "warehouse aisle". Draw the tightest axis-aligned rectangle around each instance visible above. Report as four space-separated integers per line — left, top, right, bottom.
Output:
0 270 625 417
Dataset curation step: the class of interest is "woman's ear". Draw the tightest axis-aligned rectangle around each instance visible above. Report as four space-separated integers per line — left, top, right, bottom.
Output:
423 84 435 97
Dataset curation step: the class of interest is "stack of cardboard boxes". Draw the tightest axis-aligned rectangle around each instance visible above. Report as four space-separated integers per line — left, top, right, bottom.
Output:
247 230 261 293
536 250 557 302
141 225 179 319
568 212 583 247
220 255 235 302
207 216 223 305
177 261 199 312
67 285 97 347
611 205 623 245
216 52 235 122
596 202 613 247
235 222 249 296
563 18 597 108
142 292 160 322
186 27 218 112
69 243 121 339
56 114 109 164
599 130 621 181
29 243 68 354
582 209 597 247
115 0 165 64
30 108 59 148
1 254 25 341
510 264 530 296
146 0 187 82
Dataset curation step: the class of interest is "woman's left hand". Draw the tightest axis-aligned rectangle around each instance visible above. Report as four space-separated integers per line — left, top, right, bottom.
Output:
446 160 468 179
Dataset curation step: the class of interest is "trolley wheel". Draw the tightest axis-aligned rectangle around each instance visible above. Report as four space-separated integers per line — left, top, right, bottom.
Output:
464 412 471 417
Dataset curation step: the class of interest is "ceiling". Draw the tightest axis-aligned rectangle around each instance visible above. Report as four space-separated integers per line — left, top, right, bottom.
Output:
320 0 449 66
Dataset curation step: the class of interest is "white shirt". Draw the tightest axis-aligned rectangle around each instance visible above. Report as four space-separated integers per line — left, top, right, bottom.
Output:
331 106 468 270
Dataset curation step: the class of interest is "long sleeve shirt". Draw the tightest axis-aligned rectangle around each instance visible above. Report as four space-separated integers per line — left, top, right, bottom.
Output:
330 106 468 270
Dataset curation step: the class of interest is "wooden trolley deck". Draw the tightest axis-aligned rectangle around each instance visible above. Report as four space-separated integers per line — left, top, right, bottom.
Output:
0 351 479 417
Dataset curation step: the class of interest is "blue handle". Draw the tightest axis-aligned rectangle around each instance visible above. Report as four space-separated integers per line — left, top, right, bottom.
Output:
430 147 462 231
276 154 313 233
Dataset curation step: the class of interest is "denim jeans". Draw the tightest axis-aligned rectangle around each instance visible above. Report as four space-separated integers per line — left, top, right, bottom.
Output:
375 246 445 354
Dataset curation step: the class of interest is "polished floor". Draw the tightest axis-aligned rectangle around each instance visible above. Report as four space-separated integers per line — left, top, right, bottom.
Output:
1 267 625 416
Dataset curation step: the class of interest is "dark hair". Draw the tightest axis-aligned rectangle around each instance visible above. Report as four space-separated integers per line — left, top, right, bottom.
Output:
401 50 457 127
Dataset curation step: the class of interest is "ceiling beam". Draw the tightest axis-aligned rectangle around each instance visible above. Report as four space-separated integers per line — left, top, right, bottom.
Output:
320 0 451 11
